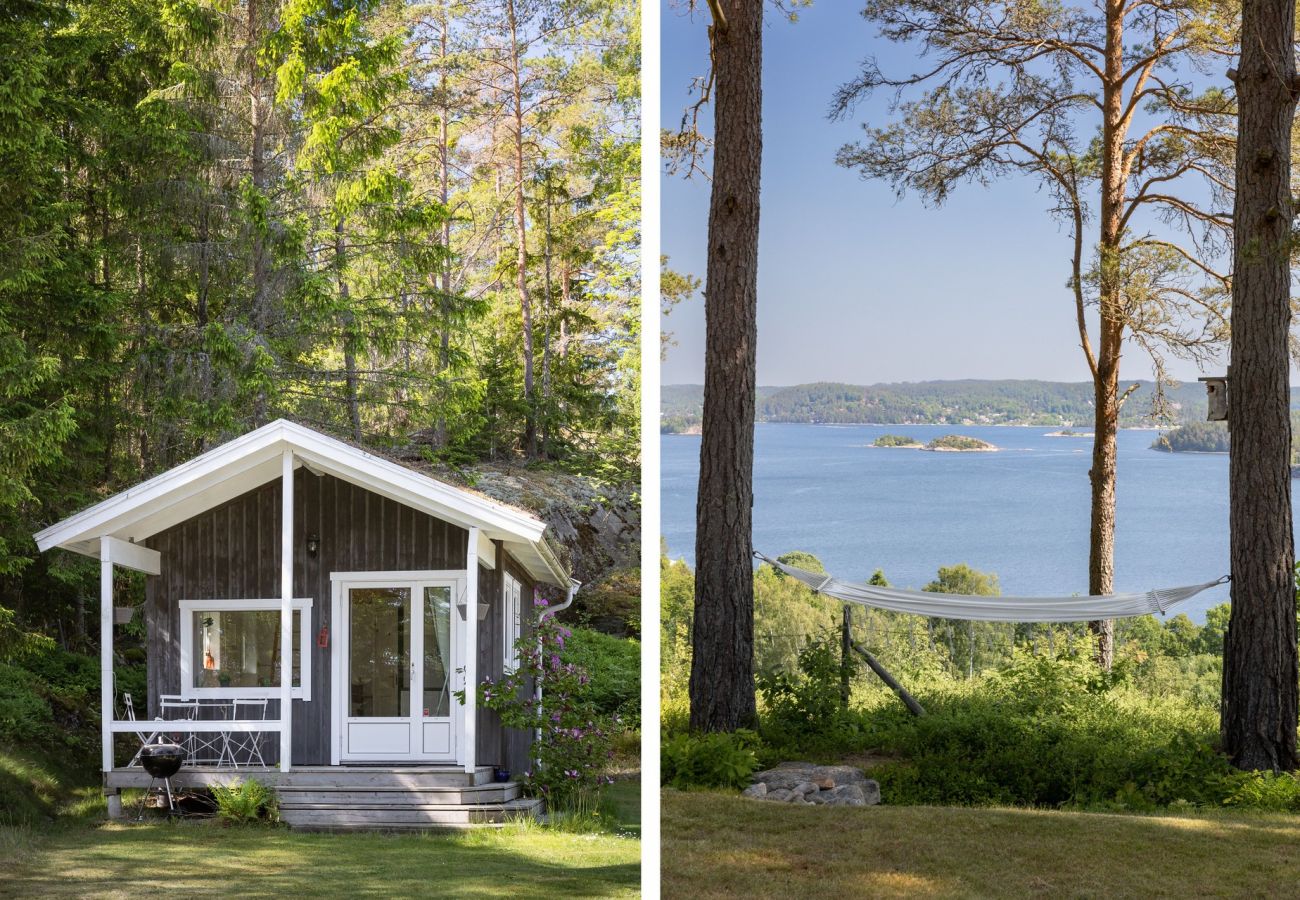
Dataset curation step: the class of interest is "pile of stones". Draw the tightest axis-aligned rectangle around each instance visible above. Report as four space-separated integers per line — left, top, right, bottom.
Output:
740 762 881 807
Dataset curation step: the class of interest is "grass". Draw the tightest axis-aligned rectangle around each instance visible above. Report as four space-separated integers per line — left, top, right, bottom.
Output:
662 788 1300 898
0 819 639 899
601 776 641 836
0 756 640 899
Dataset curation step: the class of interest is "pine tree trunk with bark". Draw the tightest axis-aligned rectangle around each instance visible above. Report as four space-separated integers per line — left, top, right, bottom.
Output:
1085 2 1127 670
336 222 362 441
689 0 762 733
505 0 537 458
434 6 452 449
1221 0 1298 773
248 0 270 426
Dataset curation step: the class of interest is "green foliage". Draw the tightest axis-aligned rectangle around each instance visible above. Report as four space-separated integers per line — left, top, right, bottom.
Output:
925 435 997 452
471 607 614 809
1152 421 1230 453
211 779 278 825
661 730 761 790
873 434 921 447
561 628 640 728
753 553 837 675
924 564 999 597
661 551 1300 815
1 0 639 658
757 634 865 756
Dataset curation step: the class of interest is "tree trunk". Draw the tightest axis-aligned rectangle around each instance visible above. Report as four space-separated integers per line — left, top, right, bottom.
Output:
337 222 362 442
434 5 452 448
1086 1 1127 670
248 0 270 426
540 185 553 458
689 0 763 733
197 208 212 450
1221 0 1298 773
840 605 851 708
505 0 536 458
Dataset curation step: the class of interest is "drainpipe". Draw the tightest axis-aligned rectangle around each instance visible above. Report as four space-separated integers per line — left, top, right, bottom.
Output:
535 578 580 747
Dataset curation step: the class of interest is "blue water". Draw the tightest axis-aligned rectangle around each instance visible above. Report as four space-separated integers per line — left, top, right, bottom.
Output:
662 424 1300 623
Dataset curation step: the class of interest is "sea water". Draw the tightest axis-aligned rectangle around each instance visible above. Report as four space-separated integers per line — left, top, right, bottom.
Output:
661 423 1300 622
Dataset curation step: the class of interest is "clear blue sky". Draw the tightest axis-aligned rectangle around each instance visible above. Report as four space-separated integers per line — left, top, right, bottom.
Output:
659 2 1227 386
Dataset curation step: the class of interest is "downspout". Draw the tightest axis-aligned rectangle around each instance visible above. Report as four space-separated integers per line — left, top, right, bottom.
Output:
535 577 580 747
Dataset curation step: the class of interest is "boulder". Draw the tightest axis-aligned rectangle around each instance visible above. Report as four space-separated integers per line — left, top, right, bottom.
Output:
808 765 870 787
749 762 882 808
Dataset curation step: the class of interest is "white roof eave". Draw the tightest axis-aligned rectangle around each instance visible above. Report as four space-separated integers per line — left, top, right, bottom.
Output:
34 421 561 583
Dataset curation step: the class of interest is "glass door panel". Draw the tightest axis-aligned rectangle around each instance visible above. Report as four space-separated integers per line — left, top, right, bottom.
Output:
348 587 411 718
422 587 452 718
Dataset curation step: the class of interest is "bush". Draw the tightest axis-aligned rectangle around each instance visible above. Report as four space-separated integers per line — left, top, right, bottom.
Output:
472 601 615 810
757 633 876 758
211 779 277 825
1224 771 1300 812
563 628 640 728
868 653 1242 810
661 730 762 790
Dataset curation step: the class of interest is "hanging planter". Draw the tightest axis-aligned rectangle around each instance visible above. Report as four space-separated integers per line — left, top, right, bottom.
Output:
456 601 490 621
113 606 135 625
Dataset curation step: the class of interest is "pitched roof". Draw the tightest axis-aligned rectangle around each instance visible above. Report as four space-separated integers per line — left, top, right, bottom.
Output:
34 419 571 586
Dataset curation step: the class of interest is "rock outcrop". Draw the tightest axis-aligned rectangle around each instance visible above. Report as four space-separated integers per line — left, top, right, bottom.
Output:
417 460 640 636
743 762 881 807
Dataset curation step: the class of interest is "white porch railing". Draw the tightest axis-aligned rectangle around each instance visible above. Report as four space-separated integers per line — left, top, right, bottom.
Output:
108 720 283 734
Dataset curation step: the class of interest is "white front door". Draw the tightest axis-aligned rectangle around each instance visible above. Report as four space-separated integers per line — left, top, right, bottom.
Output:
332 573 464 763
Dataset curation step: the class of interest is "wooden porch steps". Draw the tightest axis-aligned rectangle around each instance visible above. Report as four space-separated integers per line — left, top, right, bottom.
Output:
105 765 542 831
278 797 544 831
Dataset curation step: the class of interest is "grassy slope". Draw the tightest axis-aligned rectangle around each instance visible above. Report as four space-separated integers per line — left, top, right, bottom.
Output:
662 790 1300 899
0 821 639 899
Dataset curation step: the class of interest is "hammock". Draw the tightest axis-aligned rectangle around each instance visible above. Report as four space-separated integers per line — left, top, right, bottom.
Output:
755 552 1229 623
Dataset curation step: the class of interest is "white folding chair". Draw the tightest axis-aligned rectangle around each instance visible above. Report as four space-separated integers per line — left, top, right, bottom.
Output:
190 698 234 766
227 699 269 768
157 695 199 762
120 693 160 767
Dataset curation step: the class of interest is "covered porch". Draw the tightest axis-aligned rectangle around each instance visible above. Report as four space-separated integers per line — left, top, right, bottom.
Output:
33 420 574 827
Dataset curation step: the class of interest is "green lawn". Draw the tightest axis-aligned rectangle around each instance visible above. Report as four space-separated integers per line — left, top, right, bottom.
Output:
0 819 639 899
662 789 1300 898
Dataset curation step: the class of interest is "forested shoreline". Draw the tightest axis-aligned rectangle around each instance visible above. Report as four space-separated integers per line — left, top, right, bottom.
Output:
661 380 1237 432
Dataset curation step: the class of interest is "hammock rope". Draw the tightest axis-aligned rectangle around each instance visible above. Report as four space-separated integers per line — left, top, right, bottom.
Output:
754 551 1229 623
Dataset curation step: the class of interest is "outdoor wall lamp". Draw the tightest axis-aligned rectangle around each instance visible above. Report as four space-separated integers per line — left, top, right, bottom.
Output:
306 533 320 557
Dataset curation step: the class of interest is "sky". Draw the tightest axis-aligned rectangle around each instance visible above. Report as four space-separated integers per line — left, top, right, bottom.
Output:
659 2 1228 387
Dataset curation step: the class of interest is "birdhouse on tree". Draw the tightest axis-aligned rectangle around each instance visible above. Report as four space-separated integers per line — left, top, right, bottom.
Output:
1199 376 1229 422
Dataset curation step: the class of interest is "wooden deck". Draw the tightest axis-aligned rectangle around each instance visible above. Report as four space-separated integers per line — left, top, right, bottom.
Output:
105 765 543 830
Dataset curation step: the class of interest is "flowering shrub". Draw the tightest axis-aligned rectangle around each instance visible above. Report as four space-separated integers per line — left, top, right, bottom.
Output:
468 596 615 810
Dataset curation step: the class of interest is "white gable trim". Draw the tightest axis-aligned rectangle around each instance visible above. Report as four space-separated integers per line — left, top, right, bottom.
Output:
34 420 567 585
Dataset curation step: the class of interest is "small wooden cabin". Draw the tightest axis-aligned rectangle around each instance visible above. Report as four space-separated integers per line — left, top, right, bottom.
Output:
34 420 576 828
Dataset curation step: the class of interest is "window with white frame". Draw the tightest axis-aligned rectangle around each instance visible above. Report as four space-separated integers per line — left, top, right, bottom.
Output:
503 574 523 671
179 598 312 699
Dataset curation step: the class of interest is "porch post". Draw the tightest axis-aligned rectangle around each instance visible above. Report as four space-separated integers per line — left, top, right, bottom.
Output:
464 526 479 774
99 536 113 772
280 449 294 772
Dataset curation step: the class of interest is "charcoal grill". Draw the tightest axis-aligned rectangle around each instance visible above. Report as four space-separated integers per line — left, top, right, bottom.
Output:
135 742 184 819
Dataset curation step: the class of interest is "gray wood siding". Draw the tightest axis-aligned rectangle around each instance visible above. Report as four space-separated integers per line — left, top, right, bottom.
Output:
502 550 539 777
143 471 481 765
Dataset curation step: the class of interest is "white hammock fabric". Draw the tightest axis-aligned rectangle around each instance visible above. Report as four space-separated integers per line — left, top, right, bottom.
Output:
756 552 1228 623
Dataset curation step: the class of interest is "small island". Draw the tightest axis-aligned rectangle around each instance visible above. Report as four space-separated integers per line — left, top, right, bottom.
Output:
925 434 998 452
1045 428 1093 438
872 434 923 448
1151 421 1229 454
